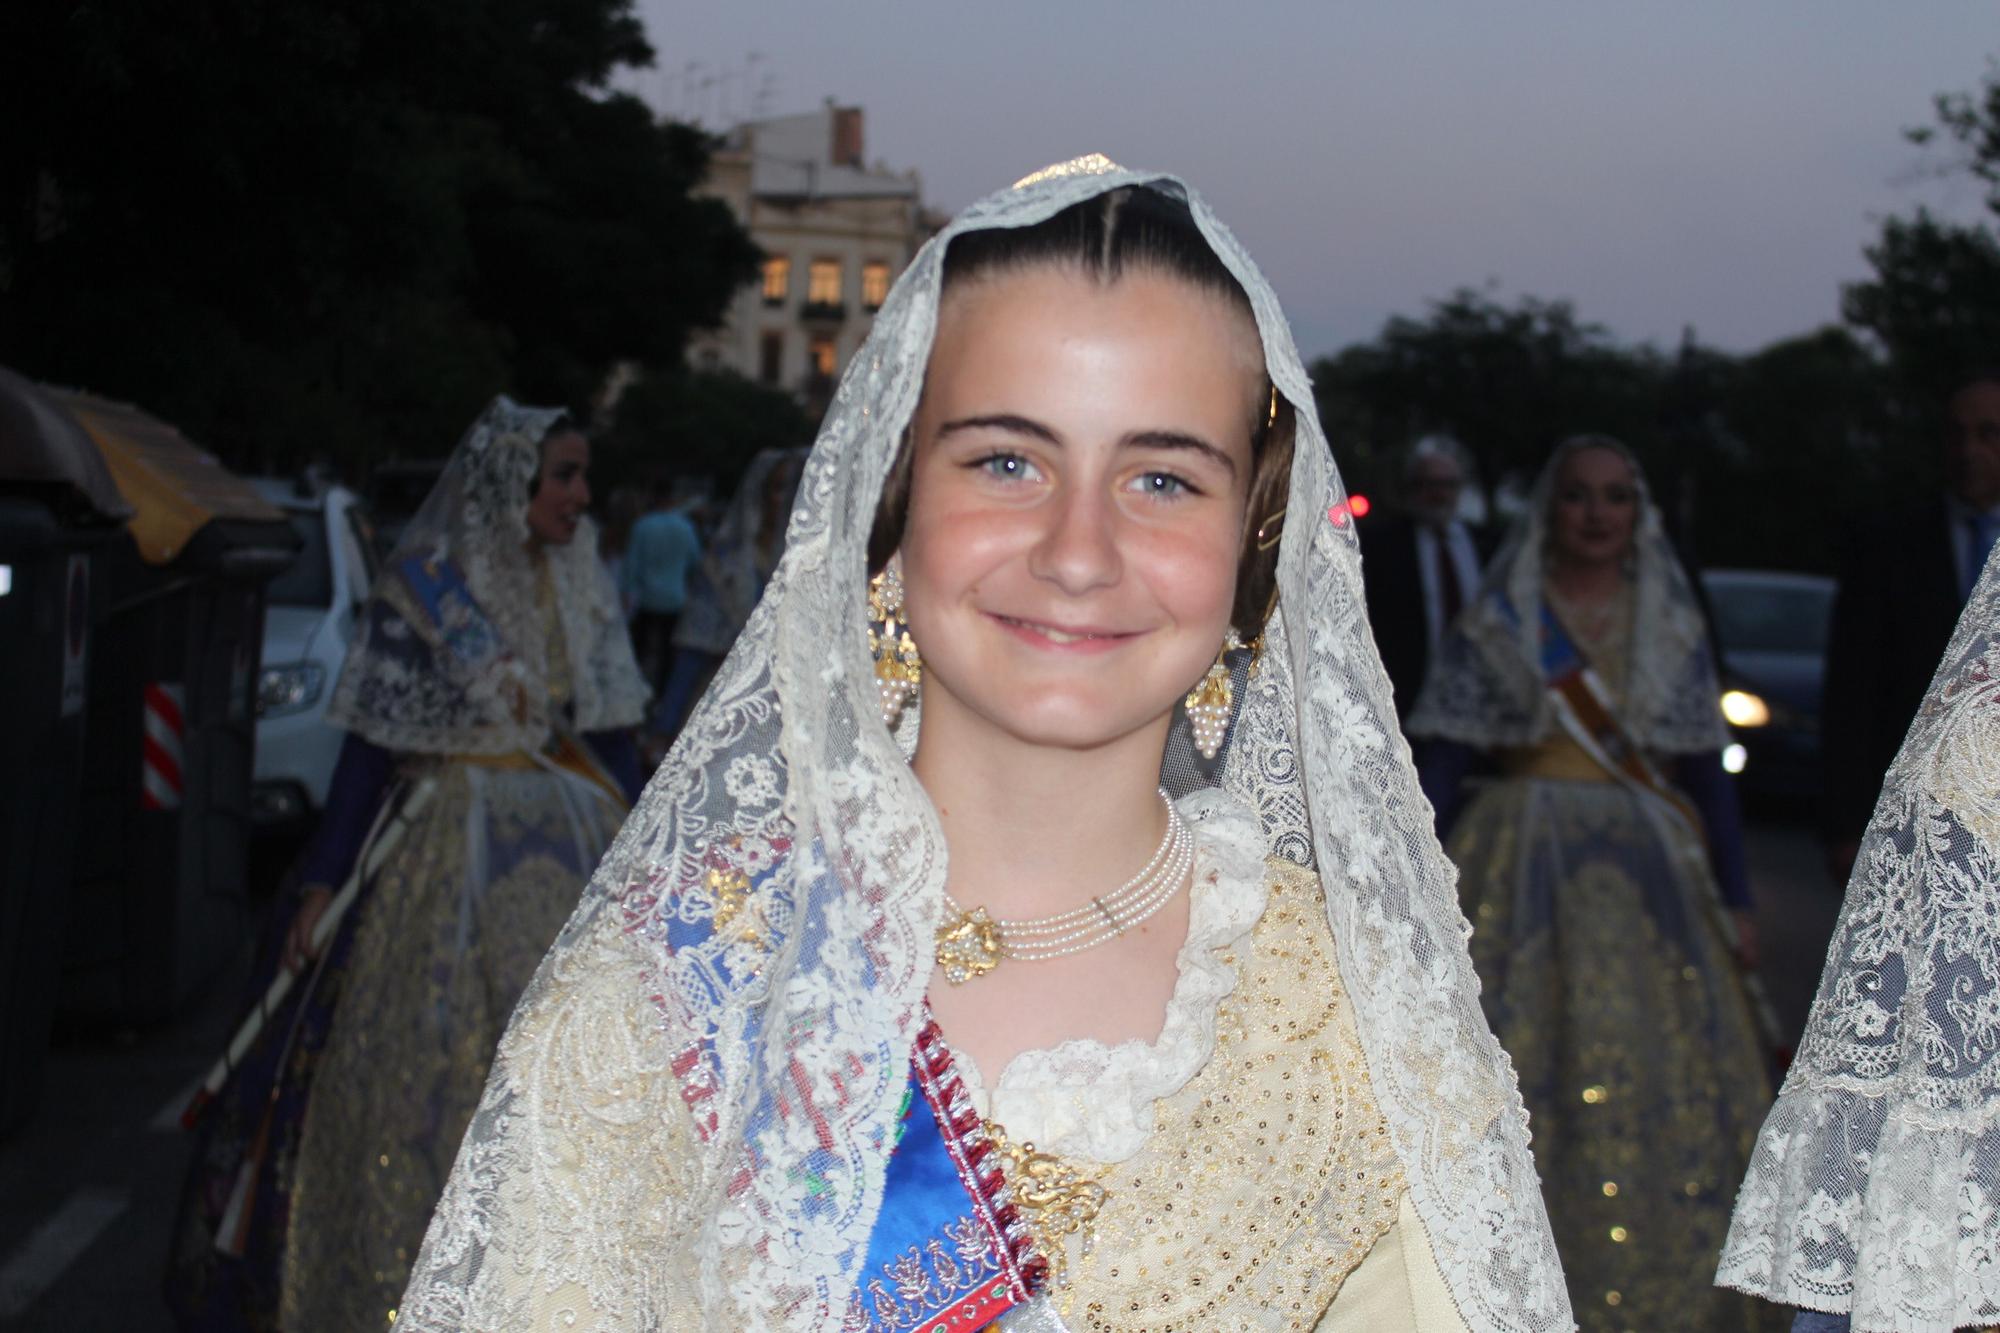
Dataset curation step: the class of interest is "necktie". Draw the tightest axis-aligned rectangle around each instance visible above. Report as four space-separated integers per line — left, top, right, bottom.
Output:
1970 513 1999 599
1435 526 1463 626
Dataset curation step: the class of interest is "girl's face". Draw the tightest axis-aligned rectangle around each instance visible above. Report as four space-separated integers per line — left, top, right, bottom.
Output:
1547 444 1639 570
897 264 1262 754
525 430 591 546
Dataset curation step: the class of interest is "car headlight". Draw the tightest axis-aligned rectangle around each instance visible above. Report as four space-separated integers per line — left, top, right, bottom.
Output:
1720 689 1770 728
258 661 326 717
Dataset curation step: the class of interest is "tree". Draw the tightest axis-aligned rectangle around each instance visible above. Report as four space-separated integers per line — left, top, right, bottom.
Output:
0 0 757 475
1843 63 2000 445
1695 326 1892 571
1309 287 1665 512
594 367 815 501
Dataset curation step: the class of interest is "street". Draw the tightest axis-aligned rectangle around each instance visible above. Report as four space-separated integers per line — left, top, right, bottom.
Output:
0 816 1845 1331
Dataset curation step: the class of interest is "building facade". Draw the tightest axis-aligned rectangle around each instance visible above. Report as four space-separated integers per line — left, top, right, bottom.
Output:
690 104 936 415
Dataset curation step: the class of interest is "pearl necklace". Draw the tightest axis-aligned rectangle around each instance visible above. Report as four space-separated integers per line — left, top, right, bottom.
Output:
934 790 1193 986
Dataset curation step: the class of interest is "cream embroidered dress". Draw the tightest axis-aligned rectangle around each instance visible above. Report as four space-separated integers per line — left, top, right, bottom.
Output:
947 791 1466 1331
395 162 1573 1332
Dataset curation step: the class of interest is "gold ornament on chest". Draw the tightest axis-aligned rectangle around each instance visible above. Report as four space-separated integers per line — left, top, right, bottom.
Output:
985 1120 1107 1288
933 790 1193 985
934 905 1003 985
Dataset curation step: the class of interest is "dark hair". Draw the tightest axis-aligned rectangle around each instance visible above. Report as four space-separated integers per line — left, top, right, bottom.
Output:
525 414 578 499
866 186 1295 633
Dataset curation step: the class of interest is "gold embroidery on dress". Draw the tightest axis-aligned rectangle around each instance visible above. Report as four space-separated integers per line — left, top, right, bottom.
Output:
983 1120 1107 1287
1013 859 1405 1330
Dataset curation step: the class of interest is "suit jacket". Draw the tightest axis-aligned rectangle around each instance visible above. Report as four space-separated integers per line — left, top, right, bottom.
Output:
1820 497 1964 845
1359 512 1493 720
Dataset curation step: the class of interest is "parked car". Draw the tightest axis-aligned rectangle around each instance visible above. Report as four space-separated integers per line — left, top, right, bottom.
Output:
248 476 377 830
1699 568 1836 803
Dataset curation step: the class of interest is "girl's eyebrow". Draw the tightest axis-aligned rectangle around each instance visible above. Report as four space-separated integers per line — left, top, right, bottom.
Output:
936 416 1237 477
935 412 1058 444
1123 429 1238 479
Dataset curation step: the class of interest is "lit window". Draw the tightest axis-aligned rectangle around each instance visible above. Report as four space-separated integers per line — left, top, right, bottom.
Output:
808 260 842 305
761 256 790 303
809 336 837 378
759 331 784 385
861 261 890 310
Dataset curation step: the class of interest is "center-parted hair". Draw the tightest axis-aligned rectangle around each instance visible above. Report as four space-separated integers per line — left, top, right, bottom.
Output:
868 185 1295 633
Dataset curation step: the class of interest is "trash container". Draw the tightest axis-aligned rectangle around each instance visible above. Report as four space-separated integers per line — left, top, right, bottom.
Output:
0 367 132 1135
46 386 300 1027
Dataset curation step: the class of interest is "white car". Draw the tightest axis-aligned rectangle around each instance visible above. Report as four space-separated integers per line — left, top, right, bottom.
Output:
248 476 377 828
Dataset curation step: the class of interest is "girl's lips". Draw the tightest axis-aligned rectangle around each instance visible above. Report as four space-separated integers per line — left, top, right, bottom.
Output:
988 612 1142 653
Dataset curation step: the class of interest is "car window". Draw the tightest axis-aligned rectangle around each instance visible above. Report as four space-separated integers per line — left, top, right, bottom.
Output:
266 512 333 607
1707 582 1833 655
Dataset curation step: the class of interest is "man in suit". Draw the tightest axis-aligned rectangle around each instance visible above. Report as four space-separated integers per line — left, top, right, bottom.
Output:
1360 435 1491 721
1822 372 2000 880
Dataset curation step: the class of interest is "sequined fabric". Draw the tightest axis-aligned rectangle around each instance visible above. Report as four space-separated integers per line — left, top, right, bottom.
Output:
278 757 623 1330
1450 756 1779 1332
983 857 1411 1331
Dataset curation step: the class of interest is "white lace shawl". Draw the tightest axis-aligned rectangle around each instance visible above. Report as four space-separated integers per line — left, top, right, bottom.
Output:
1405 435 1728 755
396 160 1572 1332
325 395 648 754
1717 544 2000 1332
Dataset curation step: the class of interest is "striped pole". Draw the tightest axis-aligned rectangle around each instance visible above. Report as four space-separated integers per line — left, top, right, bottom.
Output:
140 683 185 810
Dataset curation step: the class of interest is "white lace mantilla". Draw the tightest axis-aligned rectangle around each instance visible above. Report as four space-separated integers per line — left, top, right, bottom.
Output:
397 160 1571 1333
1718 544 2000 1332
1407 435 1726 756
326 396 648 755
959 789 1269 1163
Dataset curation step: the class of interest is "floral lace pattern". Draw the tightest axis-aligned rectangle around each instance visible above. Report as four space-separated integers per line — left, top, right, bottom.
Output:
1719 546 2000 1330
396 163 1570 1332
1408 436 1726 757
326 396 648 756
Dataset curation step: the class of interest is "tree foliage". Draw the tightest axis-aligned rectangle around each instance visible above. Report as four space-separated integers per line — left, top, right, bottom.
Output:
1310 287 1665 511
1311 293 1895 573
595 368 816 501
1843 64 2000 442
0 0 759 475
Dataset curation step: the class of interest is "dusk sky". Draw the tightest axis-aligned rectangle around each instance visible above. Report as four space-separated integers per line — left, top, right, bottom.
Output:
626 5 1996 361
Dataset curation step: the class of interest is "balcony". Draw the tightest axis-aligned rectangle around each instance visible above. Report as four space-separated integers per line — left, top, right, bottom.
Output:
800 300 847 324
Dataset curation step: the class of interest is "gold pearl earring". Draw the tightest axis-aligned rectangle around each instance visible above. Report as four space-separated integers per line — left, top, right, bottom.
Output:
868 566 921 727
1185 629 1243 761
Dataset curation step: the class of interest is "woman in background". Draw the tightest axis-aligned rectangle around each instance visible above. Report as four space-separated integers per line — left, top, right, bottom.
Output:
166 397 646 1331
1410 433 1777 1329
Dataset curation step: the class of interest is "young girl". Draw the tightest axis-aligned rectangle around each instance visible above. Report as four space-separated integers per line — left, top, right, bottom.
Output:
397 161 1571 1332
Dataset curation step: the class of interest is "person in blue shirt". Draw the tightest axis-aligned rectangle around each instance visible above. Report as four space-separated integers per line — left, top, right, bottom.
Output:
619 476 703 701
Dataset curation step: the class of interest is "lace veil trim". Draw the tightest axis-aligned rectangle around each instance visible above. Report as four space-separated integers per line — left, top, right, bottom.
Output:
326 396 648 755
1718 545 2000 1329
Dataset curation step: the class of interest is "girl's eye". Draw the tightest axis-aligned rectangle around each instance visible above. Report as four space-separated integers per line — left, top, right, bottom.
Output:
1127 470 1201 500
974 453 1038 482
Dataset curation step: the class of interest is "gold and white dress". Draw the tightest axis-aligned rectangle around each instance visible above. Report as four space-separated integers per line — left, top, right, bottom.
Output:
952 793 1468 1331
